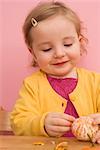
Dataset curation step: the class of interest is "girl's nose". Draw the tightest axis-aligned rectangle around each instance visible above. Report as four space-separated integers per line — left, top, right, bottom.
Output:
54 47 66 58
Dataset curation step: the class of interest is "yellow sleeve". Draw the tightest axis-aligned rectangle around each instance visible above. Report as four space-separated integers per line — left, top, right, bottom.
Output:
10 79 48 136
97 76 100 112
95 73 100 112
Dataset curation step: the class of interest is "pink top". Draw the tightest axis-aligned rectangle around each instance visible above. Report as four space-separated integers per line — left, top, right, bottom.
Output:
47 75 79 137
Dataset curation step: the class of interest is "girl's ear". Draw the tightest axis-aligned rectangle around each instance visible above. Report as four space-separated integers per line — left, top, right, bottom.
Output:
28 48 37 62
78 35 84 56
79 35 82 41
28 48 32 53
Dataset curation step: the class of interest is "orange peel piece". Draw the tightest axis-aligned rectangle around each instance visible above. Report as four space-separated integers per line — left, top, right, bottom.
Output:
55 141 68 150
32 141 44 146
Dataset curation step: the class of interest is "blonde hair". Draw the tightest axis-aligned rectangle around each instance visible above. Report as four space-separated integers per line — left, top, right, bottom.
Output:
23 1 88 66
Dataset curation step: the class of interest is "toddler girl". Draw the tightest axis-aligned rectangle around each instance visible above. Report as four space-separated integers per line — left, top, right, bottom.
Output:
10 1 100 143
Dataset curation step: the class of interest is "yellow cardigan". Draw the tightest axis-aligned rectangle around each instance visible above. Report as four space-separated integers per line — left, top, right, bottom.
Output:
10 68 100 136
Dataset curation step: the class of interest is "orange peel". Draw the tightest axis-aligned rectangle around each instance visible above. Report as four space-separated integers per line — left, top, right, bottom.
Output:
55 141 68 150
32 141 44 146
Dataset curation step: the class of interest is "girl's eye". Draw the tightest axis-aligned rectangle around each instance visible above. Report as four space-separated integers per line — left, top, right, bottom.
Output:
42 48 52 52
64 44 72 47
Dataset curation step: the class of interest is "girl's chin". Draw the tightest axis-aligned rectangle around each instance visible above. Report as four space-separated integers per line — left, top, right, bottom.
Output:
49 68 76 78
48 72 72 78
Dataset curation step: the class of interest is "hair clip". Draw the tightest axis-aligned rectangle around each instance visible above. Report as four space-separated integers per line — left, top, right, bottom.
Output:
31 18 38 27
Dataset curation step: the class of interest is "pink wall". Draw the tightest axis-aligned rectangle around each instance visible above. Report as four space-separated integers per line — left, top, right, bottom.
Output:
1 0 100 111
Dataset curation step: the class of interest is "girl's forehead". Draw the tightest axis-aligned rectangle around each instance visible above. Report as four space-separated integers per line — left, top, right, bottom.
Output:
31 15 77 38
37 15 74 28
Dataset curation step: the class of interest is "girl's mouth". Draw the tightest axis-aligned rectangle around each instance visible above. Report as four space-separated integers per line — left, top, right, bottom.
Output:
53 61 69 66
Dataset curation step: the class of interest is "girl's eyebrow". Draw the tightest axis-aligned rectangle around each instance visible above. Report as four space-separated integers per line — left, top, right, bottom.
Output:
37 36 75 47
37 41 51 47
63 36 75 41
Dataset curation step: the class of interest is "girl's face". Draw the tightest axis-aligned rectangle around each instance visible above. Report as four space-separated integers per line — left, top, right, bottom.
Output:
31 15 81 78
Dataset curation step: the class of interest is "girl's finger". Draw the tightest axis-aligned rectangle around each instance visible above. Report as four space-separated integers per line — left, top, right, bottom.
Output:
48 112 75 122
49 118 73 126
54 113 75 122
46 130 64 137
46 125 71 133
89 113 100 119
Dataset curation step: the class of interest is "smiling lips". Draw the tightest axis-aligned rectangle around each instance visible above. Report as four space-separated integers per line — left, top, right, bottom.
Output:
53 60 69 66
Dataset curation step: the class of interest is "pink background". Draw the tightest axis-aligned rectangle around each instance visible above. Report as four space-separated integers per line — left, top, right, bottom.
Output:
1 0 100 111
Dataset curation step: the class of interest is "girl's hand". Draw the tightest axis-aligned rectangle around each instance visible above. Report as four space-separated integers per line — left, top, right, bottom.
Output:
89 113 100 144
44 112 75 137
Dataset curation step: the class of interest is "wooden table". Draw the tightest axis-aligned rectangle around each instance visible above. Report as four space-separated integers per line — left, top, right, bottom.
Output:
0 135 100 150
0 111 100 149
